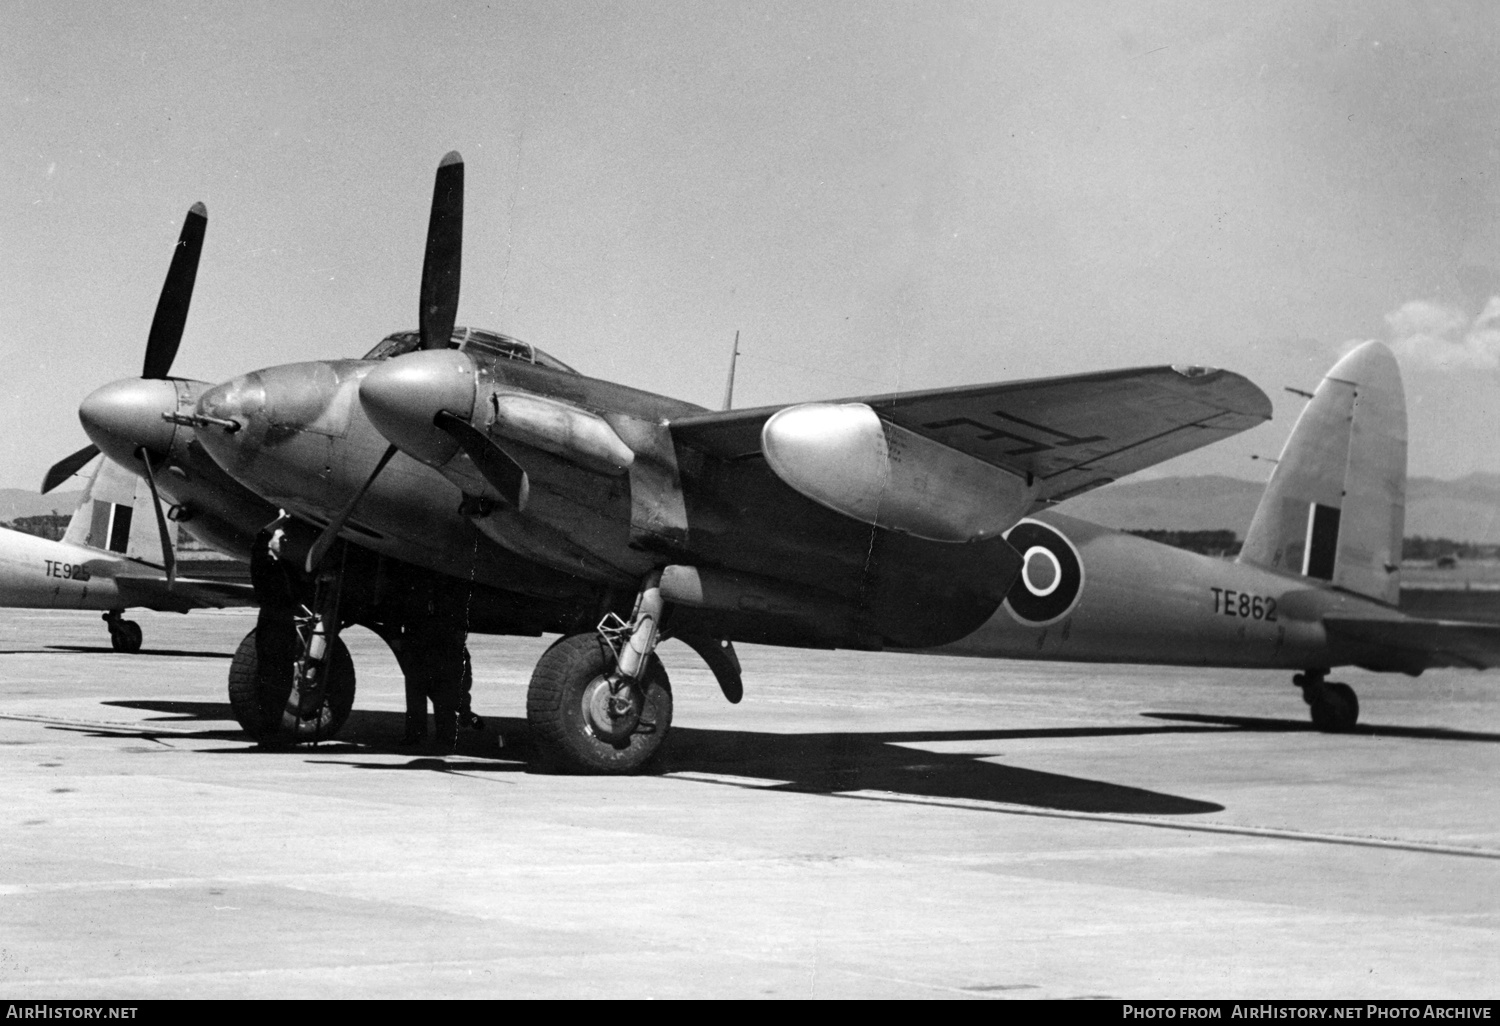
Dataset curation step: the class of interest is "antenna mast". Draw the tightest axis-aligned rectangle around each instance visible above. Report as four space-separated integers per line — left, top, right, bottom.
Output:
722 330 741 411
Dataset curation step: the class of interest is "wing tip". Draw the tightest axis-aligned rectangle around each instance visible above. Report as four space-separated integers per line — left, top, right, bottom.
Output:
1173 366 1273 421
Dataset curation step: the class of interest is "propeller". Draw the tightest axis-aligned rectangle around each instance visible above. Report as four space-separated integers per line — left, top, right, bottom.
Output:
136 448 177 588
304 444 399 574
434 411 530 511
419 152 464 351
304 153 470 567
40 444 102 495
417 153 525 508
41 203 207 493
142 202 207 379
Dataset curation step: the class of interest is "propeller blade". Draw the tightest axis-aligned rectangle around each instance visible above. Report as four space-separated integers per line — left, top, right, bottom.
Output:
142 202 208 380
434 410 529 511
40 444 100 494
136 448 176 588
304 444 398 574
419 152 464 351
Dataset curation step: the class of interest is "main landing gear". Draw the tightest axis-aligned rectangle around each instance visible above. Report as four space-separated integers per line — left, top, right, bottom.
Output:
1295 669 1359 732
527 571 673 774
103 609 142 654
228 569 356 744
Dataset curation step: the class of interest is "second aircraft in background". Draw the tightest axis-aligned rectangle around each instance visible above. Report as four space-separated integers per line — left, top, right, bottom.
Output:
4 457 253 651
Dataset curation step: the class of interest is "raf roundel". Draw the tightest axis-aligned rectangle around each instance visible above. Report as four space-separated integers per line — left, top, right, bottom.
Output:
1002 519 1084 626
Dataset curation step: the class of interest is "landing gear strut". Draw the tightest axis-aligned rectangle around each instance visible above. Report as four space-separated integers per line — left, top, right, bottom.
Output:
103 609 142 654
527 571 673 773
228 567 357 744
1295 669 1359 732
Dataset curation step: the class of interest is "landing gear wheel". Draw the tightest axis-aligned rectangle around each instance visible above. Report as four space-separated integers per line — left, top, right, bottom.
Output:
1309 681 1359 733
526 633 673 774
228 626 356 743
109 620 143 654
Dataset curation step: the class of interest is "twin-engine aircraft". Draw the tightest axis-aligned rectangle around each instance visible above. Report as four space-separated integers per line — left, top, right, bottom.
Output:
46 152 1494 771
6 456 253 650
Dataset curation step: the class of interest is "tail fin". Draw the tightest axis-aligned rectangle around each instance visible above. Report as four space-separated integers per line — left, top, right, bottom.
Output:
62 457 168 566
1238 341 1406 604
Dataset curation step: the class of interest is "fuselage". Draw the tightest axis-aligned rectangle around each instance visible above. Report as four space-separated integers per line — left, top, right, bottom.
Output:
0 526 245 613
932 510 1411 672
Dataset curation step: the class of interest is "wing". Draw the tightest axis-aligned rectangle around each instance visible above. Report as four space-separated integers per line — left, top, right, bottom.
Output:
1325 616 1500 671
113 575 257 614
669 364 1271 503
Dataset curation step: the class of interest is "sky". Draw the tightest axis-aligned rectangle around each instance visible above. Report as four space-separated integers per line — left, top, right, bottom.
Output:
3 0 1498 491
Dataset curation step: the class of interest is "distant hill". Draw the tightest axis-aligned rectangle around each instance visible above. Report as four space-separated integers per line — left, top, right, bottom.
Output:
1056 475 1265 533
1057 473 1500 543
0 488 82 523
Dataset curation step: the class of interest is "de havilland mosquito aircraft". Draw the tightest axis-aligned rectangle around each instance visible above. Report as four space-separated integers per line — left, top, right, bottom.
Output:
5 455 253 650
54 151 1493 772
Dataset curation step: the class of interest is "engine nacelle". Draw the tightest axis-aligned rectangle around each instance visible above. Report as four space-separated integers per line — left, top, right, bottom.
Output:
760 402 1038 542
486 390 634 476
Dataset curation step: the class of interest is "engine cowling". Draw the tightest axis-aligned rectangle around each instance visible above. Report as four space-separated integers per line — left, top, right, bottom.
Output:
760 402 1038 542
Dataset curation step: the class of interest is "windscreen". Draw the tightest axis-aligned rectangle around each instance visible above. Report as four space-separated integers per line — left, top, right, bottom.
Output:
362 327 576 373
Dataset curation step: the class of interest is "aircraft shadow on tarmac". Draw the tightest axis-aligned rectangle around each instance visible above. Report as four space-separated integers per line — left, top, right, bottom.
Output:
1145 711 1500 744
100 699 1229 816
41 645 237 660
0 645 236 659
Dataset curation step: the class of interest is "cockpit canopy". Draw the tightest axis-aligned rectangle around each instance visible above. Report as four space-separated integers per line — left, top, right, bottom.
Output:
363 327 577 374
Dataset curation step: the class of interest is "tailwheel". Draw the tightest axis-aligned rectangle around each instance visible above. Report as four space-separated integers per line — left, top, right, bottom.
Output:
526 633 673 774
1297 671 1359 733
103 611 142 654
228 625 356 743
111 621 143 654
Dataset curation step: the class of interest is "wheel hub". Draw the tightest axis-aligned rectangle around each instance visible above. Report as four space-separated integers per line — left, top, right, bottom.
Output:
580 673 641 742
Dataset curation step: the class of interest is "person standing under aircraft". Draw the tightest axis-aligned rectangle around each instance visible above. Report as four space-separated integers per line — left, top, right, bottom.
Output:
395 579 482 752
247 513 303 728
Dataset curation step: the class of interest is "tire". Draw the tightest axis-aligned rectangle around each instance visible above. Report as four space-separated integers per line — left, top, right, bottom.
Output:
526 633 672 774
227 626 356 743
110 621 143 654
1328 682 1359 729
1310 682 1359 733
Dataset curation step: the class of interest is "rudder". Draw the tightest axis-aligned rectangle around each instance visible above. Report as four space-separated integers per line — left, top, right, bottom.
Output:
1237 341 1406 604
61 457 168 566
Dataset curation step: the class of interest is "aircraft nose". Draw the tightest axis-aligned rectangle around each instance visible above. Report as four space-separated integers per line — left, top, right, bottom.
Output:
359 348 477 466
191 373 268 475
197 373 267 430
79 377 179 464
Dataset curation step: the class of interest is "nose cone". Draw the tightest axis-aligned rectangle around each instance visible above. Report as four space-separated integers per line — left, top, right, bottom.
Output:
192 372 268 474
359 349 477 466
197 373 267 429
79 377 179 464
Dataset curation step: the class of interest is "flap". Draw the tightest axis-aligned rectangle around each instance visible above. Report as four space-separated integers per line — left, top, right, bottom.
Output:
669 364 1270 504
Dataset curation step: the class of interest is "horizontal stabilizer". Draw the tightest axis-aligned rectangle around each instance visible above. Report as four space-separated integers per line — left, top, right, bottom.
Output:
670 364 1271 504
1324 615 1500 671
112 575 256 613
